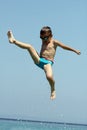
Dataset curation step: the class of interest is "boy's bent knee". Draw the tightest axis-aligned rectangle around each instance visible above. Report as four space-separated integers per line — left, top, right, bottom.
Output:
46 75 53 81
27 44 33 50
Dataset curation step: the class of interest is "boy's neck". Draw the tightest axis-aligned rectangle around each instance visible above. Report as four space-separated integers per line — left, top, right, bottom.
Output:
42 37 52 44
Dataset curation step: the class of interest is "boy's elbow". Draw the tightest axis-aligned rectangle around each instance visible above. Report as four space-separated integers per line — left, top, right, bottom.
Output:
61 45 66 49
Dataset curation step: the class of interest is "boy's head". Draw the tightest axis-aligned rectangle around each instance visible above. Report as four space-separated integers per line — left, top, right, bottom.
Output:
40 26 53 41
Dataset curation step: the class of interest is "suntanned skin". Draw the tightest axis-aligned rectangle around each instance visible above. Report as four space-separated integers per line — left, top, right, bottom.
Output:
7 30 81 100
40 32 80 61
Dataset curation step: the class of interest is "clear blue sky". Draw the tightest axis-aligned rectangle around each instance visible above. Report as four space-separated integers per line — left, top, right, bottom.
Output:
0 0 87 124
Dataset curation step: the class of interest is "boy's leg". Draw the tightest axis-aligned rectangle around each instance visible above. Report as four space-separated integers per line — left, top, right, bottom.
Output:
7 31 40 64
44 64 56 100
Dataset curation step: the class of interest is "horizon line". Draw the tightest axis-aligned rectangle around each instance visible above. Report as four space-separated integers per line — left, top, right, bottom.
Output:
0 117 87 127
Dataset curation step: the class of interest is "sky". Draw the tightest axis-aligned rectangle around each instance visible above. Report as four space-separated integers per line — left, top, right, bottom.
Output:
0 0 87 124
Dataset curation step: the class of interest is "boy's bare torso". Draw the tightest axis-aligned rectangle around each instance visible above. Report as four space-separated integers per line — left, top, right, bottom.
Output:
40 39 57 61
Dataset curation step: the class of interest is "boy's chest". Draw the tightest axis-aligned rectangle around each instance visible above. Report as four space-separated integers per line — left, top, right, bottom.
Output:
41 42 54 50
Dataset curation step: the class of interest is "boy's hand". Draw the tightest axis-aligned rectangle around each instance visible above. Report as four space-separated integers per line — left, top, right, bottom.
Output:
76 50 81 55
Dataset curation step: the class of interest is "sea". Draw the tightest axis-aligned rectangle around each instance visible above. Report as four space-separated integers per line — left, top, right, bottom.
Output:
0 118 87 130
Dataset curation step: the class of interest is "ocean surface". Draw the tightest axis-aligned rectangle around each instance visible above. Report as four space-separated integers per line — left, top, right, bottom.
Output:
0 118 87 130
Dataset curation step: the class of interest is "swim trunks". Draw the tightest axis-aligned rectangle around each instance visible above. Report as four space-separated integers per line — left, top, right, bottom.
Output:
35 58 53 69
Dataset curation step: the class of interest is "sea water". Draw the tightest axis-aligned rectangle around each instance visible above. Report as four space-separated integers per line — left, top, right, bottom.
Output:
0 119 87 130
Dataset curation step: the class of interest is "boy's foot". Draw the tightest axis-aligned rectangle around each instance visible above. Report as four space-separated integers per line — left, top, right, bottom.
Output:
7 31 15 43
50 90 56 100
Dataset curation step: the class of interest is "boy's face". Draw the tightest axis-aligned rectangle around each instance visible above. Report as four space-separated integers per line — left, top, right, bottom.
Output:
40 32 52 43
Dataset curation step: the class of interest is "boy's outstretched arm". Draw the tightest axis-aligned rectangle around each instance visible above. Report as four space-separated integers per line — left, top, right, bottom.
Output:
54 39 81 55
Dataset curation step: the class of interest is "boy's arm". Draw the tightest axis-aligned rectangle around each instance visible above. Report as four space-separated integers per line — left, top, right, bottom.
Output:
54 39 81 55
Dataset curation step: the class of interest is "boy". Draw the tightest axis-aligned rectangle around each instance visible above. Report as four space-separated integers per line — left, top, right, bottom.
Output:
7 26 81 100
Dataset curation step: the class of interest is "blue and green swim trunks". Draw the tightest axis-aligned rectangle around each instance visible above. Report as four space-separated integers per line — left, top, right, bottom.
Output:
36 57 53 69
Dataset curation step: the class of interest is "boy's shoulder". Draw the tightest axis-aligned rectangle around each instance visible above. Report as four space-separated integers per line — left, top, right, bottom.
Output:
52 38 58 46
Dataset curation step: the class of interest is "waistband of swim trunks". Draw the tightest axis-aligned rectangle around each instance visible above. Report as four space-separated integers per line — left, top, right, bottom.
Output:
40 56 54 63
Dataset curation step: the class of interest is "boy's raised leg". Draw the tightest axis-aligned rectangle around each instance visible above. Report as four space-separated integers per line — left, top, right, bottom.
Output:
7 31 40 64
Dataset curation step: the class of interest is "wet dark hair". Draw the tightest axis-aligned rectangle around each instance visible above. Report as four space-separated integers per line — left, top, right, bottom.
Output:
40 26 52 37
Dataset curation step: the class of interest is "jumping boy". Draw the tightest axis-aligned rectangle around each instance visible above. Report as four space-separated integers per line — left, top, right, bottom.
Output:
7 26 81 100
